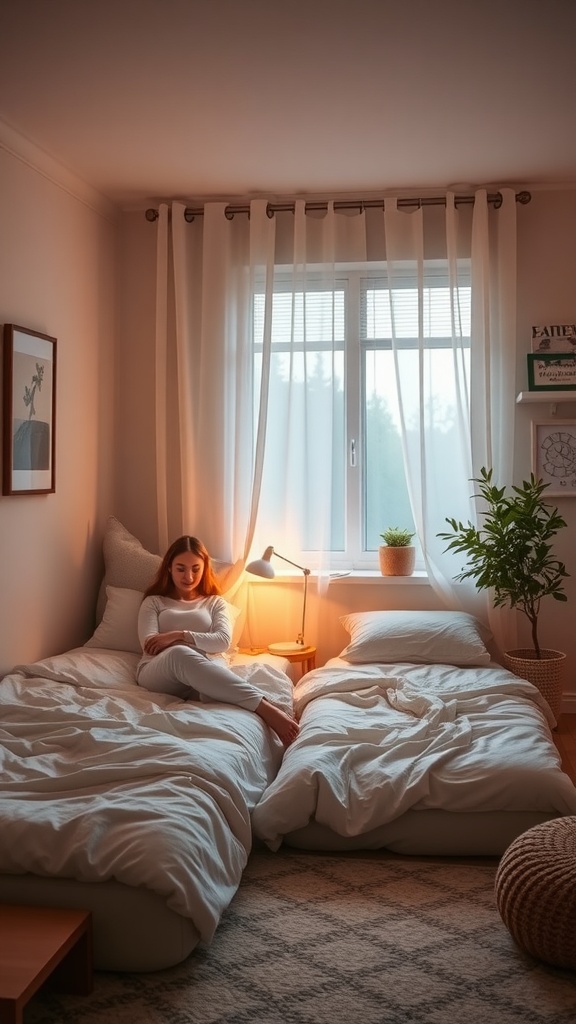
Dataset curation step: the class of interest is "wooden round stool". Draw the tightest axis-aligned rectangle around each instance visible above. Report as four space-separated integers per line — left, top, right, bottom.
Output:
495 817 576 970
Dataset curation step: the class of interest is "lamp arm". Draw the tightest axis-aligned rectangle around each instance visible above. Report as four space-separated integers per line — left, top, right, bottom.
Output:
297 570 309 647
272 550 311 647
272 550 311 575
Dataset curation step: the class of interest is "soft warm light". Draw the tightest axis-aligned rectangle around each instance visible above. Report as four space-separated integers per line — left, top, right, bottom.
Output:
245 545 311 648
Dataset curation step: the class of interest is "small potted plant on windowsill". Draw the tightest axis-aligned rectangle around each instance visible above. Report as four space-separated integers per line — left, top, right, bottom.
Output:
438 466 569 720
379 527 416 577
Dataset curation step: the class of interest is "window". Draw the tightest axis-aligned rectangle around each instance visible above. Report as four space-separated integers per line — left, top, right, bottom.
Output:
253 261 471 569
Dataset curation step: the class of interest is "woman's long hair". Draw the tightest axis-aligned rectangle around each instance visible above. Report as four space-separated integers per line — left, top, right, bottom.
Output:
143 536 221 598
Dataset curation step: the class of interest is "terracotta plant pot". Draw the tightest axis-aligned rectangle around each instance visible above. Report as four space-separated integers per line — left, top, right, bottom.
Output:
378 545 415 577
503 648 566 725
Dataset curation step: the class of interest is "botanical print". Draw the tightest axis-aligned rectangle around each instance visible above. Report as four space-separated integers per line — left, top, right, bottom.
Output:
2 324 56 495
12 356 51 470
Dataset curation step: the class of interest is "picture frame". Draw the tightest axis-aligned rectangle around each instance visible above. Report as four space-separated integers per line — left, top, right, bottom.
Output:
527 352 576 391
2 324 57 495
531 323 576 353
531 420 576 497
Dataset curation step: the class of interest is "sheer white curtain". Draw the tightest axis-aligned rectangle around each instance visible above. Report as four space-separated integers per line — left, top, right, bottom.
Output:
153 199 276 592
250 201 367 579
470 188 518 651
382 189 517 651
153 192 517 650
153 199 365 546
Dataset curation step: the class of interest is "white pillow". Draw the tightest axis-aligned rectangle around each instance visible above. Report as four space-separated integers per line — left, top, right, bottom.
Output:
339 610 492 666
86 586 143 653
87 585 243 654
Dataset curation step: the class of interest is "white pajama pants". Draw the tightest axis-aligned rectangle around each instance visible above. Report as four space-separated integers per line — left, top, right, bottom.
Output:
136 644 263 710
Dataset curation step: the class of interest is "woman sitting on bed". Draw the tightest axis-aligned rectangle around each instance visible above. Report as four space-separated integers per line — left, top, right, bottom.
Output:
136 535 299 747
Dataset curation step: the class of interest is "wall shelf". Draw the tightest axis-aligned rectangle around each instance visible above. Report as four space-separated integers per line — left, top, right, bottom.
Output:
516 391 576 403
516 391 576 414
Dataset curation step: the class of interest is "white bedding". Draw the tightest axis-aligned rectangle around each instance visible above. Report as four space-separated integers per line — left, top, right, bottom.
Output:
0 646 294 945
252 657 576 850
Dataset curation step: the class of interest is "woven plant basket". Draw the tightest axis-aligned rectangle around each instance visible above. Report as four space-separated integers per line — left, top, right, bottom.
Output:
495 816 576 970
378 546 415 577
503 648 565 724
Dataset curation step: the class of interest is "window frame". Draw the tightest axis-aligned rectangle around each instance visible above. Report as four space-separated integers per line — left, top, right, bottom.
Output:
252 260 471 571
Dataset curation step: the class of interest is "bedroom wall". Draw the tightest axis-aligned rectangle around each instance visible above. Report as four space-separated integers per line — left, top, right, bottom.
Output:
0 136 118 676
115 190 576 701
514 188 576 702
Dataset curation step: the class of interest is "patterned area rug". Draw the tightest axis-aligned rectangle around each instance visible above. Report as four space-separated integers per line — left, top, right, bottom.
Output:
28 847 576 1024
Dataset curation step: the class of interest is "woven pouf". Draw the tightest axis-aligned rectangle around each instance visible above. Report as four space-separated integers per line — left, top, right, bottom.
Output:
495 817 576 970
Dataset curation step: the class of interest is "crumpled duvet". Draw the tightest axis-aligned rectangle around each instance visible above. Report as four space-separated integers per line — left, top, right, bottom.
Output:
0 647 293 943
252 657 576 849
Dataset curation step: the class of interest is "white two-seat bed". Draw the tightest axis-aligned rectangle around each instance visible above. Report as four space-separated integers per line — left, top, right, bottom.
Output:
252 611 576 856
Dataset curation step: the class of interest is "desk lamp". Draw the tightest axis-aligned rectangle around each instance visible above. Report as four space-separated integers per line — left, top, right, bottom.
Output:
246 546 311 653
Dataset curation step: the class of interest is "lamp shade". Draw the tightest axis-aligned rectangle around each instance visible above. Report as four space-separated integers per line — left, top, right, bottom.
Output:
245 546 275 579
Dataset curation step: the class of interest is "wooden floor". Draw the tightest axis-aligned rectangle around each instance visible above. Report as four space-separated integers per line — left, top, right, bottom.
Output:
554 713 576 785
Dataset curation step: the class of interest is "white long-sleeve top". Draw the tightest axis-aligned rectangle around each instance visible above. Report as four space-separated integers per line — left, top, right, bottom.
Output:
137 594 233 670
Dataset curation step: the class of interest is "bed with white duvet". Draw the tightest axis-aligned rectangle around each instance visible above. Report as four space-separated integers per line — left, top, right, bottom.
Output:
252 610 576 856
0 517 295 972
0 646 294 971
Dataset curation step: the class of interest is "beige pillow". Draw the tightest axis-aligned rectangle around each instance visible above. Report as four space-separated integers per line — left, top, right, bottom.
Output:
95 517 162 622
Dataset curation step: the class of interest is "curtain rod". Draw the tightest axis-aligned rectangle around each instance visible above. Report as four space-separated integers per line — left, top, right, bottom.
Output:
145 190 531 222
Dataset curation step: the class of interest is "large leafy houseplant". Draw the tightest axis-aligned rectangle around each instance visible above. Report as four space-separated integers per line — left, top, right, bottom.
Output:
438 467 569 658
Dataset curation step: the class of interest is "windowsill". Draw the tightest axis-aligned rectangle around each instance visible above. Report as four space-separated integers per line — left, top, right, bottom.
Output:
328 570 429 584
246 570 430 585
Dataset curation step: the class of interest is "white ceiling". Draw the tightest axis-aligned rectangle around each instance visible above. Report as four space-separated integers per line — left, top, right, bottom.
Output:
1 0 576 209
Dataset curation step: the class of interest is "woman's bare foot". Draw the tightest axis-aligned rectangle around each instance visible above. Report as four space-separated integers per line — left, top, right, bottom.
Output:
256 698 300 746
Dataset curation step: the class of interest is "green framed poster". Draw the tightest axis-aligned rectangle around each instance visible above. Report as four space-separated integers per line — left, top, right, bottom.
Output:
527 353 576 392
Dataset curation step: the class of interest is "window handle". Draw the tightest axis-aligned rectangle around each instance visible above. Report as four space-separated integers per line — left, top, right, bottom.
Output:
350 439 357 467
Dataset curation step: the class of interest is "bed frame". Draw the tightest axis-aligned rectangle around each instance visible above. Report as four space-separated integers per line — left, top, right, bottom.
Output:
0 875 200 971
283 810 560 857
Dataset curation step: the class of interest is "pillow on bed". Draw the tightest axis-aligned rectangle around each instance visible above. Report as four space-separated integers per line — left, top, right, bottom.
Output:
339 610 492 666
87 584 242 654
95 518 160 622
86 586 143 653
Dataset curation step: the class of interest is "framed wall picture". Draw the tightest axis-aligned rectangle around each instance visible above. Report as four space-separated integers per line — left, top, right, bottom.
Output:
531 324 576 353
531 420 576 497
2 324 57 495
527 352 576 391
